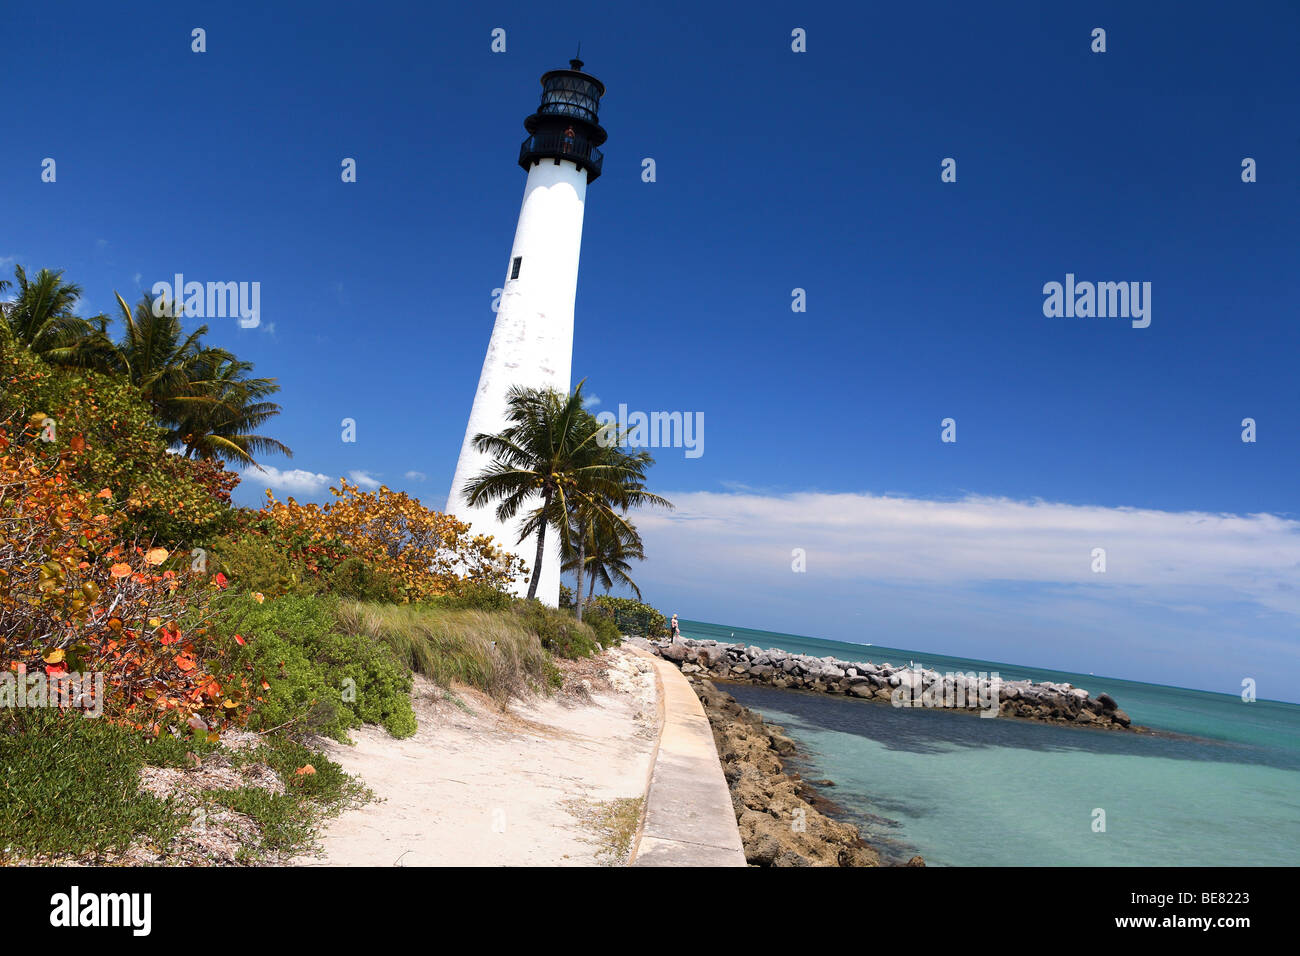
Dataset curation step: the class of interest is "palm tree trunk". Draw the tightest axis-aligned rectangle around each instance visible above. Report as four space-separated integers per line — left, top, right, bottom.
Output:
525 491 551 601
574 530 587 622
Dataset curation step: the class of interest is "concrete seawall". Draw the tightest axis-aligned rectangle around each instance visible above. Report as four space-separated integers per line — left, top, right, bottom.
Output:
626 646 747 867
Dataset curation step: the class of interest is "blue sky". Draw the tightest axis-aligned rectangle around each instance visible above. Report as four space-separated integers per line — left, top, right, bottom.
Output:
3 1 1298 698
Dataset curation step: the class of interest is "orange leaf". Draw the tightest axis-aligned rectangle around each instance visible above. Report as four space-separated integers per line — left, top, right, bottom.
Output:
144 547 169 566
109 563 132 578
295 765 316 776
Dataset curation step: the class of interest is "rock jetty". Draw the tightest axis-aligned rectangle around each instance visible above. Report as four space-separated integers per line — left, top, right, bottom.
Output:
687 674 884 866
653 638 1135 731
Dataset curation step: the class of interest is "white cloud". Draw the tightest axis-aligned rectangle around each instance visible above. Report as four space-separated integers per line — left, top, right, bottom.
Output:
404 470 428 481
242 465 332 495
584 393 601 408
348 470 382 490
630 489 1300 693
635 490 1300 618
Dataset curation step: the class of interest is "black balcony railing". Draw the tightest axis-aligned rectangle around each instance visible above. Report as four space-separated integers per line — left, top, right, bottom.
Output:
518 130 604 182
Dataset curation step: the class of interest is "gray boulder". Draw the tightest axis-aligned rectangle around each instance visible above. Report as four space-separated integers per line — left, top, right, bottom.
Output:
660 642 689 662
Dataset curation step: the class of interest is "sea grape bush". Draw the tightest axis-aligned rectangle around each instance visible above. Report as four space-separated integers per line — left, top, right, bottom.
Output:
0 417 247 736
233 479 527 601
587 595 669 638
0 347 238 547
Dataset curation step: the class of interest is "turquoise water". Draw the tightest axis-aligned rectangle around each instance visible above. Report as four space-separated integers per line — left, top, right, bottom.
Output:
681 619 1300 866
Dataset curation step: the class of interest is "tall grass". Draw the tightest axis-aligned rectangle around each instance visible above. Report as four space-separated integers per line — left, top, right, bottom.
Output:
337 602 560 701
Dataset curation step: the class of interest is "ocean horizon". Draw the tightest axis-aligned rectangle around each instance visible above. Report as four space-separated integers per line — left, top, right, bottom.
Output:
681 618 1300 866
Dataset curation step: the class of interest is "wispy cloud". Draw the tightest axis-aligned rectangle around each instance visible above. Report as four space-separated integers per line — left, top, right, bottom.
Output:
348 470 382 490
404 470 427 481
632 489 1300 694
637 490 1300 614
242 465 332 496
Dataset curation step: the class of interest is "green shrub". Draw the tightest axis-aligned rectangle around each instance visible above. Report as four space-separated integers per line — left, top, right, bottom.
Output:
511 599 602 659
213 592 416 741
588 595 669 638
327 557 403 602
424 579 514 611
582 607 623 649
0 710 184 860
211 533 322 598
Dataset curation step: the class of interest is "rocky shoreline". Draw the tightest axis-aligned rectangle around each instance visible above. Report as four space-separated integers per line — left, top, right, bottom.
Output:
685 672 919 867
656 638 1138 731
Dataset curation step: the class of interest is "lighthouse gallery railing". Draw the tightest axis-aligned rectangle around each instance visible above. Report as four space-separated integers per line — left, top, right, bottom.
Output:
518 131 604 181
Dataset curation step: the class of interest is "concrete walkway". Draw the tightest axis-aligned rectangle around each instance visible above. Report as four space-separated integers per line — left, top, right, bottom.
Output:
627 646 747 867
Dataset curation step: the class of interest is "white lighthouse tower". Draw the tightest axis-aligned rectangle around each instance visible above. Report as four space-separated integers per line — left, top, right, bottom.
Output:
446 56 608 607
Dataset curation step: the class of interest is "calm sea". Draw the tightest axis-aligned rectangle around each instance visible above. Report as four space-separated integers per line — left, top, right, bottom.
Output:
681 619 1300 866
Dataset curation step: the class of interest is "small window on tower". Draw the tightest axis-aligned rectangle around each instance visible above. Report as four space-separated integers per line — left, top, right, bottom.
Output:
510 257 522 280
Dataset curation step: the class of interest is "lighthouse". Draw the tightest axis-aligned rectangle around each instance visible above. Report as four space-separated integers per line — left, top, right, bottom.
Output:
446 56 607 607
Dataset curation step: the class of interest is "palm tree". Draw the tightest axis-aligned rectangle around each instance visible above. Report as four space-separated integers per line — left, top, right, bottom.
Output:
563 508 648 603
0 266 105 364
104 292 291 465
171 352 291 464
561 437 668 619
104 292 212 413
1 270 290 466
463 382 670 602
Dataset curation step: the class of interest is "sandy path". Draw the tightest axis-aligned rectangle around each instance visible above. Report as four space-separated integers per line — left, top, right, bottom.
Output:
291 648 659 866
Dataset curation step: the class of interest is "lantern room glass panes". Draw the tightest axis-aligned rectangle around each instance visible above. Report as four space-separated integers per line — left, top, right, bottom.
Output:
538 75 601 123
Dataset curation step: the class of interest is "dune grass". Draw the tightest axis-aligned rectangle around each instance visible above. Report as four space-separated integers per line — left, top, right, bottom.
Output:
337 602 564 701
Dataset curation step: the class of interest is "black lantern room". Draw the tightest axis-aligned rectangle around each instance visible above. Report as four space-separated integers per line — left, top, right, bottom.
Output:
518 57 607 182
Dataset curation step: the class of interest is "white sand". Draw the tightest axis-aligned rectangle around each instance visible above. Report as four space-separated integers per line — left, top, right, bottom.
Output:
290 648 659 867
